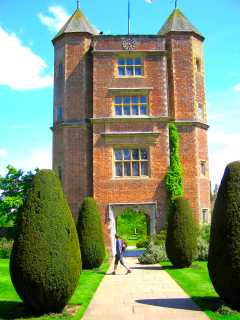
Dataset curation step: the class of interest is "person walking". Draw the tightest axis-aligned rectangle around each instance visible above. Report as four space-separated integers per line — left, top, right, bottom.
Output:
112 234 131 275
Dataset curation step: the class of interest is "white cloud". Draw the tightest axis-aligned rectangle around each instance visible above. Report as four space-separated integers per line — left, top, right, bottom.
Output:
233 83 240 92
0 149 8 158
12 147 52 172
38 6 70 32
209 131 240 187
144 0 153 3
0 27 53 90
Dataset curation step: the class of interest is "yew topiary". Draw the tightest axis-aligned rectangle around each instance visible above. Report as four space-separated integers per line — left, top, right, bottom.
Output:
10 169 81 314
208 161 240 310
77 197 105 269
166 197 197 268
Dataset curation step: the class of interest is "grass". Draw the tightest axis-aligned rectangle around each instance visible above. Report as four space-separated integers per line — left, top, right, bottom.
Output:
161 261 240 320
0 258 109 319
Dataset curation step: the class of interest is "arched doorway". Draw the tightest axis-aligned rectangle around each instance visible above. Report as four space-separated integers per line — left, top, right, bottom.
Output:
108 202 157 256
116 209 149 246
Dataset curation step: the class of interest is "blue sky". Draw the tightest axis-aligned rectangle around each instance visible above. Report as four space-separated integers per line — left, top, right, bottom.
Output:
0 0 239 188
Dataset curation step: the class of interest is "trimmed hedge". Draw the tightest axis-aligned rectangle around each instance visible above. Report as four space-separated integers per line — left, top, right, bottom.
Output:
166 197 197 268
10 170 81 314
208 161 240 310
77 197 105 269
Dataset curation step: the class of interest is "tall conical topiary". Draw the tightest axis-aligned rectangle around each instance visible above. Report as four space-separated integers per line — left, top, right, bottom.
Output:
77 197 105 269
208 161 240 310
10 170 81 314
166 197 197 268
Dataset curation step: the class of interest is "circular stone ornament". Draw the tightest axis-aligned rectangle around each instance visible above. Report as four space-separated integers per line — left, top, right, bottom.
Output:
122 38 136 50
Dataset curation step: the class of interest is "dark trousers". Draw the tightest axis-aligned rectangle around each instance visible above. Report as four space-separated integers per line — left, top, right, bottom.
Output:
114 254 124 266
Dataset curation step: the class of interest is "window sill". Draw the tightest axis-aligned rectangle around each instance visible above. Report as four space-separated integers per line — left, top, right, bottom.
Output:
114 76 145 79
111 176 150 180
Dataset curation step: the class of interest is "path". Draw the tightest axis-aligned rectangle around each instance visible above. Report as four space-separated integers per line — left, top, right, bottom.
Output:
82 257 209 320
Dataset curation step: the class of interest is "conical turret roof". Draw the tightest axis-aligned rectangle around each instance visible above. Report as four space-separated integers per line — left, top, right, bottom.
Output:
158 9 204 39
53 8 98 41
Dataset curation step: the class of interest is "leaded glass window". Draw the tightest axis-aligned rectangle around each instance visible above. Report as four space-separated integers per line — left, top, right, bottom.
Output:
114 96 148 116
114 149 149 177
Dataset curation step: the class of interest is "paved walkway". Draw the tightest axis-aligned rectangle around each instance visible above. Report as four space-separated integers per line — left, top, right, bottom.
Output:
82 257 209 320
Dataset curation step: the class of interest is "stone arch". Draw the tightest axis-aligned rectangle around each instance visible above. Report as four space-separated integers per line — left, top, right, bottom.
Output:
108 202 157 256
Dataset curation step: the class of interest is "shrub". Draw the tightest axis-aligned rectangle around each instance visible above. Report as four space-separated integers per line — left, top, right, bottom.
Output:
0 237 13 258
208 161 240 310
10 170 81 314
138 242 168 264
195 225 210 261
77 197 105 269
152 229 167 246
138 242 161 264
196 237 209 261
136 237 149 248
199 224 211 242
166 197 197 268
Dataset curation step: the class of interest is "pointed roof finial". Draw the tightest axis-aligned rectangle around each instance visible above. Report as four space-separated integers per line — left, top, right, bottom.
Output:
175 0 178 9
77 0 80 9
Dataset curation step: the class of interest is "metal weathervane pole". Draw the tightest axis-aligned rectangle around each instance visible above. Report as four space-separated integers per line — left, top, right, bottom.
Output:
128 0 131 35
175 0 178 9
77 0 80 9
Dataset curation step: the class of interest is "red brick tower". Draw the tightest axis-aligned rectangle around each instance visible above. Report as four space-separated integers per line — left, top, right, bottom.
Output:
52 8 210 251
159 9 210 223
52 9 98 221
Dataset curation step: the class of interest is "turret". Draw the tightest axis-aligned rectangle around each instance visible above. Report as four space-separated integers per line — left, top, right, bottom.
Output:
158 9 210 223
52 8 97 220
158 9 205 122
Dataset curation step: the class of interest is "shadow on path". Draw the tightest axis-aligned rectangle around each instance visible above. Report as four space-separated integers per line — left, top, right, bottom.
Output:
136 296 222 312
136 298 199 311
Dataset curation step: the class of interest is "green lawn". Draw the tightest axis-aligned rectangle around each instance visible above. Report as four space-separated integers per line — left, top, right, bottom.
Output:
0 258 109 319
161 261 240 320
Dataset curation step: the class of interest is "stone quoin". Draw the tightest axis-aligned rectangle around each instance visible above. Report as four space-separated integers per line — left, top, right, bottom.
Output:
51 7 210 253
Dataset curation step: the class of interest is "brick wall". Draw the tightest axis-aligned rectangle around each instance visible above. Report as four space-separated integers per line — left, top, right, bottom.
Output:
52 32 210 249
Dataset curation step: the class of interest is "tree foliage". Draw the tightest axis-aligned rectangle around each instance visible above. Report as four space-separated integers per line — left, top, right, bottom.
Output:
10 169 81 314
116 209 148 239
77 197 105 269
166 197 197 268
208 161 240 310
0 165 36 226
165 123 183 202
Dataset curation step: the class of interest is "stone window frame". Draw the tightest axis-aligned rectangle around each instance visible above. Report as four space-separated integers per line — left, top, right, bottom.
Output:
115 54 144 78
56 106 63 123
195 56 202 73
197 102 205 121
200 160 207 176
201 208 209 224
58 166 63 183
58 62 63 78
113 95 148 117
113 148 150 178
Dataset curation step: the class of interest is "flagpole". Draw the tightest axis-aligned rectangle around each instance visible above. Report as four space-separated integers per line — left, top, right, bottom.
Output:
128 0 130 35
